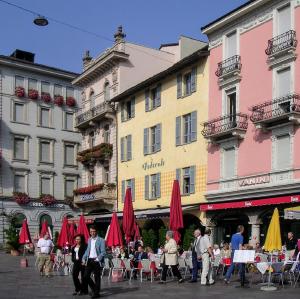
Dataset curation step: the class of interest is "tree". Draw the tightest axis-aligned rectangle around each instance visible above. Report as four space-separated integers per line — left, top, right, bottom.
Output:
4 214 20 252
148 229 158 250
158 226 167 247
182 225 196 251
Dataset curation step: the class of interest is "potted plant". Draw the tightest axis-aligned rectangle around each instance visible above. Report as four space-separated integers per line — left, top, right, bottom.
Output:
4 214 21 255
40 194 56 206
66 96 76 107
54 95 64 106
13 192 30 205
15 86 25 98
28 89 38 100
41 92 51 103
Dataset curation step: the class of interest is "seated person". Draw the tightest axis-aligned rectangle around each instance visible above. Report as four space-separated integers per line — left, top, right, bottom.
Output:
133 246 148 278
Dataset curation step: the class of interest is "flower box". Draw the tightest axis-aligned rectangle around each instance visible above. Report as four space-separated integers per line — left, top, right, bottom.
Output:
76 143 113 164
54 95 64 106
74 184 104 195
66 96 76 107
13 192 30 205
40 194 56 206
15 86 25 98
28 89 39 100
41 92 51 103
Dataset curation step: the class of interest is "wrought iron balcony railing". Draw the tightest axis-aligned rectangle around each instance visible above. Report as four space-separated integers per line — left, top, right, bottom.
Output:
250 93 300 125
202 112 248 139
265 30 297 56
215 55 242 77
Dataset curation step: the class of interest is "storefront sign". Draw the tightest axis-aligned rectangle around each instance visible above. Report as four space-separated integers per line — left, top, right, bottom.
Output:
80 194 95 201
29 202 65 209
239 175 270 187
142 158 165 171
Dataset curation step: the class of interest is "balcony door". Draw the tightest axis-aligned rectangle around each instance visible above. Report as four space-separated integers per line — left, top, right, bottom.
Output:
226 90 237 127
225 31 237 59
277 4 291 35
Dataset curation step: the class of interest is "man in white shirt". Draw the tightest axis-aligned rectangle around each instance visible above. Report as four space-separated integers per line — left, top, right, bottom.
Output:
189 229 202 283
200 228 214 286
37 232 54 277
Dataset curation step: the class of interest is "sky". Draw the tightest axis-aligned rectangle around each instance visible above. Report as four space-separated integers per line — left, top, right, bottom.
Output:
0 0 248 73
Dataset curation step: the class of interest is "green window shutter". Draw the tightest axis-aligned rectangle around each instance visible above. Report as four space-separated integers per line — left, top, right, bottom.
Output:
122 180 125 202
145 175 149 200
131 178 135 202
155 124 161 152
120 137 125 161
144 128 149 155
121 102 125 122
157 173 161 198
131 96 135 118
176 168 181 192
127 135 132 161
191 67 197 93
190 166 196 194
191 111 197 142
145 89 150 112
176 116 181 146
156 83 161 108
177 74 182 99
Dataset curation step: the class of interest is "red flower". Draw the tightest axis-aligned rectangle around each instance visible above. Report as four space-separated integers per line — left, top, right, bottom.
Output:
13 192 30 205
73 184 104 195
66 96 76 107
15 86 25 98
54 95 64 106
28 89 39 100
41 92 52 103
40 194 56 206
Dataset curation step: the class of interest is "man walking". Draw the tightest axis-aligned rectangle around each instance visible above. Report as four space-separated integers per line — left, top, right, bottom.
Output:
285 232 297 261
224 225 245 286
189 229 202 283
82 225 106 298
37 231 54 277
200 228 214 285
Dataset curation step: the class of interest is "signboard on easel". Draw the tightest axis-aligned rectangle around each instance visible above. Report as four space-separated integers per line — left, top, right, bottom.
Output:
233 250 255 263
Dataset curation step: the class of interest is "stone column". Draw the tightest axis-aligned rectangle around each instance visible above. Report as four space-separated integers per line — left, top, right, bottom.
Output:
247 213 262 247
203 217 217 245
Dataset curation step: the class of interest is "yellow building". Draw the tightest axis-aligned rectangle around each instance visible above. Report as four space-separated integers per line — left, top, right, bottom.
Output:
113 42 210 231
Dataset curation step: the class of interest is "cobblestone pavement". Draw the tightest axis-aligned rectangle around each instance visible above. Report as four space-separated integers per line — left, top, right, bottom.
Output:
0 252 299 299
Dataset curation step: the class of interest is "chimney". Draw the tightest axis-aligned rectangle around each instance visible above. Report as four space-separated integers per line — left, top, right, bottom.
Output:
10 49 35 63
114 25 126 43
82 50 92 70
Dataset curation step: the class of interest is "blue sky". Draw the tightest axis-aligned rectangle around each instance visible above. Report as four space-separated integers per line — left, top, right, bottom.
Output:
0 0 247 73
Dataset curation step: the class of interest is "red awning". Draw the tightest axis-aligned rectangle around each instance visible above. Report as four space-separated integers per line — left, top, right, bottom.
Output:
200 195 300 211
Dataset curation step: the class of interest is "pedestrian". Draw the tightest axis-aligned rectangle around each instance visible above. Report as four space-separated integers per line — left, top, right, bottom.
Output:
82 225 106 299
189 229 202 283
224 225 246 286
159 230 184 284
199 228 214 286
71 234 87 296
285 232 297 261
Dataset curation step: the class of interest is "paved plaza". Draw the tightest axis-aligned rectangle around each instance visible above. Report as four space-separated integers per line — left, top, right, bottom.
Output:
0 252 298 299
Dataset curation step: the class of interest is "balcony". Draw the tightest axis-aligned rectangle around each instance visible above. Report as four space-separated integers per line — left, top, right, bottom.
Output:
76 102 115 129
73 184 117 210
250 93 300 130
215 55 242 88
265 30 297 68
202 112 248 143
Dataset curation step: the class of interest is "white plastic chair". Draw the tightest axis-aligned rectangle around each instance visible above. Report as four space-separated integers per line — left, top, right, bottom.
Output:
123 259 137 282
178 258 188 278
101 258 112 279
185 257 194 278
140 259 153 282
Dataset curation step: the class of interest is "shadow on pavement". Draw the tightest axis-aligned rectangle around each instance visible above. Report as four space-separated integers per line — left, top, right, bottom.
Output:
102 286 140 297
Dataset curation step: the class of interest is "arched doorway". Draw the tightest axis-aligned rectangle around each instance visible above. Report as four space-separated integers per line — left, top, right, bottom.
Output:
39 214 53 234
89 209 111 238
14 213 26 233
182 214 204 250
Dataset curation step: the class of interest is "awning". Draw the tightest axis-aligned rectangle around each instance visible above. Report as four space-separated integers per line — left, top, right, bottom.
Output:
200 195 300 211
284 206 300 220
67 215 95 224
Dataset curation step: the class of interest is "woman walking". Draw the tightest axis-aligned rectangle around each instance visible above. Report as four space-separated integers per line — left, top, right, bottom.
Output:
71 234 87 295
159 231 183 284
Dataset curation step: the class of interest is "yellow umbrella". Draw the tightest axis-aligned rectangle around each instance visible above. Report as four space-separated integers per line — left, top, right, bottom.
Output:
264 208 282 252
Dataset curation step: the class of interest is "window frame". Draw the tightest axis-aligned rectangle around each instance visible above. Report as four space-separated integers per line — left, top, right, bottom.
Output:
39 172 54 196
38 138 54 165
64 175 77 198
63 111 75 131
12 100 27 124
13 169 29 193
63 142 77 167
38 105 52 128
12 134 29 162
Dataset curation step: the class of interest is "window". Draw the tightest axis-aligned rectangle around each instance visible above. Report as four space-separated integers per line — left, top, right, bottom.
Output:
225 31 237 58
64 112 74 131
54 85 63 97
223 147 236 179
121 178 135 202
278 4 291 35
104 82 110 101
28 78 37 91
13 102 25 123
121 97 135 121
277 67 291 97
66 87 74 98
39 107 51 127
41 81 50 94
103 166 110 184
15 76 24 88
13 137 25 160
226 90 237 124
89 132 96 148
145 84 161 111
177 67 197 98
39 140 52 164
176 111 197 146
120 135 132 161
65 144 76 166
103 124 110 143
89 89 95 108
176 166 195 195
88 170 95 186
65 178 76 198
41 176 51 195
145 173 161 200
14 174 25 193
144 124 161 155
275 134 291 170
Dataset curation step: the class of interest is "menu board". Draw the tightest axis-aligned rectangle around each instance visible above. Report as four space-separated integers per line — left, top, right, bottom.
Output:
233 250 255 263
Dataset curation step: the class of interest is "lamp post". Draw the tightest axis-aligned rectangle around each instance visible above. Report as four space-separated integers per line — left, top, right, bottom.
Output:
33 15 48 26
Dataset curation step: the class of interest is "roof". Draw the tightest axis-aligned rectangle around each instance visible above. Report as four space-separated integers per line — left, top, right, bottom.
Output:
159 42 179 50
112 46 209 102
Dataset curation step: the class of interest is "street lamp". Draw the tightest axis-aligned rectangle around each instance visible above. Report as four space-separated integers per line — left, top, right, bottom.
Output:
33 15 48 26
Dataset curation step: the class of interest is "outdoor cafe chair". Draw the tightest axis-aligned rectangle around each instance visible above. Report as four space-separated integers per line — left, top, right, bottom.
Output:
178 257 188 279
123 259 138 282
184 257 194 278
101 258 112 279
154 258 163 278
140 259 153 282
212 255 222 279
270 262 284 287
112 258 124 272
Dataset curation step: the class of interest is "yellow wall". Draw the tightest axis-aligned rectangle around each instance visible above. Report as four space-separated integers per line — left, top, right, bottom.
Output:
117 56 209 211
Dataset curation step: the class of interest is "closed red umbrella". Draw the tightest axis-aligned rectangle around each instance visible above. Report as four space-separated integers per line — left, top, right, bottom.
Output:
69 222 76 245
40 220 49 237
57 217 70 248
122 188 135 243
106 212 123 247
133 220 141 241
19 219 32 244
169 180 184 243
77 214 90 243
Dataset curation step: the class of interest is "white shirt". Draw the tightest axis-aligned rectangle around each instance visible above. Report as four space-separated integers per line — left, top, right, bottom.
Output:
199 235 212 254
89 238 98 259
74 247 79 260
213 248 221 256
37 238 53 254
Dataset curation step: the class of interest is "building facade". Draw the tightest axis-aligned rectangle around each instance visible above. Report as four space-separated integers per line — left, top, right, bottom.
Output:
201 0 300 244
0 50 81 243
72 27 180 214
113 39 209 234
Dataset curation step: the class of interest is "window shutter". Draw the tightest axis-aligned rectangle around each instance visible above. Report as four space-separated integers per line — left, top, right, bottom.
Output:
145 89 150 112
127 135 132 161
144 128 149 155
121 102 125 122
176 116 181 146
177 74 182 99
190 166 196 194
131 178 135 201
156 84 161 107
176 168 181 182
155 124 161 152
191 111 197 142
122 180 125 202
145 175 149 200
191 67 197 93
121 137 125 161
131 96 135 118
157 173 161 198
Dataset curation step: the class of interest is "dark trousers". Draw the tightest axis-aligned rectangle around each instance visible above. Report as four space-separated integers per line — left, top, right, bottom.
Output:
161 264 182 281
83 259 102 295
225 252 246 284
191 254 202 281
72 261 85 292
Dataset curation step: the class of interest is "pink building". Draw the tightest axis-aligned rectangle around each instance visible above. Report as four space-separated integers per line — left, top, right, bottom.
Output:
201 0 300 244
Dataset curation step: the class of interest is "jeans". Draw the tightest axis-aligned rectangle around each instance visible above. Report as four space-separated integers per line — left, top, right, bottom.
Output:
225 252 246 284
191 253 202 281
